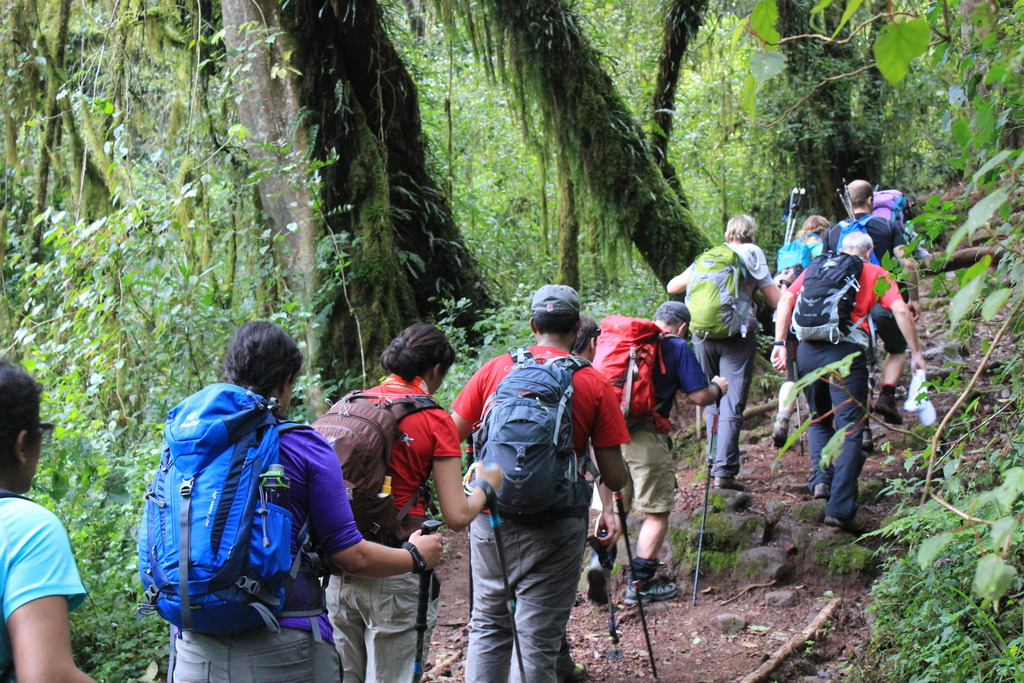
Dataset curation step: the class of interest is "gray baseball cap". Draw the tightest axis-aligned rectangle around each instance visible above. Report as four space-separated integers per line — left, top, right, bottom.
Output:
655 301 690 327
531 285 580 316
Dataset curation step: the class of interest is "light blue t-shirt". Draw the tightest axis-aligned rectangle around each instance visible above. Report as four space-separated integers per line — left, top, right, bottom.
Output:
0 496 87 676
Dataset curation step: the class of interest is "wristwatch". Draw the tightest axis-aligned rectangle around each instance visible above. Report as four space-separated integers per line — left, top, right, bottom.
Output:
402 541 428 574
771 340 786 346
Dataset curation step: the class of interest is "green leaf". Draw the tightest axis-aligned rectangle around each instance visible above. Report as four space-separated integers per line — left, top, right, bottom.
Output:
740 74 758 118
918 532 953 570
959 254 991 287
990 517 1016 552
819 426 848 468
973 554 1017 601
750 52 788 84
749 0 781 44
971 150 1011 185
981 288 1013 321
810 0 836 14
963 188 1008 236
948 276 984 325
832 0 865 38
873 18 930 85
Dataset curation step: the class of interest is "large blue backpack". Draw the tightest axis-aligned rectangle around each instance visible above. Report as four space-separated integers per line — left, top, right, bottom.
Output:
471 349 589 518
137 383 313 635
827 215 881 266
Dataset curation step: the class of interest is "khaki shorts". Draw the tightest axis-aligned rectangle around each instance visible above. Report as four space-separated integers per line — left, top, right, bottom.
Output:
621 424 676 514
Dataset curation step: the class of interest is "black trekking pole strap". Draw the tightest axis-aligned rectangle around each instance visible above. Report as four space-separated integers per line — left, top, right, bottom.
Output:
613 492 660 682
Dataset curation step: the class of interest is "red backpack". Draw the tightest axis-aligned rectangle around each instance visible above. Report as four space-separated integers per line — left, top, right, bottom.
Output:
592 315 668 422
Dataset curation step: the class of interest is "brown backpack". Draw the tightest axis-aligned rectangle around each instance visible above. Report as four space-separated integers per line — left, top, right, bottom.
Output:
312 390 442 547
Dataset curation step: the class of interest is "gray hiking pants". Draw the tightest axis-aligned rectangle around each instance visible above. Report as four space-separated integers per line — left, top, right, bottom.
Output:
694 333 757 479
464 514 587 683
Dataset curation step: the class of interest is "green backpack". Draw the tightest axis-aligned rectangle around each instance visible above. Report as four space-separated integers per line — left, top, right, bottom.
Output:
685 244 749 339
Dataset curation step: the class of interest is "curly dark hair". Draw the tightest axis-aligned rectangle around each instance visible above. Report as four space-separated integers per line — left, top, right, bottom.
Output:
532 311 580 335
222 322 303 400
380 323 455 382
0 358 43 466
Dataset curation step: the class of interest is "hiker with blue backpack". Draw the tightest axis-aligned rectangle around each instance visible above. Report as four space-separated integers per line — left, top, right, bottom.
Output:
667 215 782 492
138 321 442 682
772 214 831 447
828 180 922 427
451 285 630 683
316 323 503 683
770 231 926 532
0 359 96 683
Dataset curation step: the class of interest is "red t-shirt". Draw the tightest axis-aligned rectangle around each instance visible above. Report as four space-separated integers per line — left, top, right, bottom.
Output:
789 261 903 332
364 376 461 518
451 346 631 454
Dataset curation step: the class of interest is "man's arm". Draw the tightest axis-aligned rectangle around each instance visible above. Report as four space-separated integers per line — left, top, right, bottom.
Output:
889 299 926 373
683 376 728 406
8 596 96 683
592 445 628 493
452 412 474 443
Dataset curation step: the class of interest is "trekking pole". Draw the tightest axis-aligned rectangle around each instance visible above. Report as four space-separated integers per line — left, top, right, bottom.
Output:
614 491 660 683
484 487 527 683
412 519 445 683
692 402 719 606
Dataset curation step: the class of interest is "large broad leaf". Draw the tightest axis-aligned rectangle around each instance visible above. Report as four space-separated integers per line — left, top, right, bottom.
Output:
972 150 1012 186
750 52 788 84
990 517 1017 552
973 554 1017 601
948 275 984 325
873 18 930 85
749 0 781 44
981 287 1013 321
918 532 954 570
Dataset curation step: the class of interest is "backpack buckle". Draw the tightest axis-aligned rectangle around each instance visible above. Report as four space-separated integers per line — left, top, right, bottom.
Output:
235 576 261 596
180 478 194 497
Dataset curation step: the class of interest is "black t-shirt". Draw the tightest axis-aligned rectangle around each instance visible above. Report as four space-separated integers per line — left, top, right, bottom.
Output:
827 212 905 266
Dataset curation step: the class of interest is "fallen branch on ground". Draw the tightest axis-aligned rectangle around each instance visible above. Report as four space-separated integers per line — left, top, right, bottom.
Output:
719 580 776 605
738 596 842 683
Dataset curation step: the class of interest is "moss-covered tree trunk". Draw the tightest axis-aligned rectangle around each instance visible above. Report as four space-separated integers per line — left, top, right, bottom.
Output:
651 0 707 195
222 0 489 389
466 0 709 283
776 0 879 216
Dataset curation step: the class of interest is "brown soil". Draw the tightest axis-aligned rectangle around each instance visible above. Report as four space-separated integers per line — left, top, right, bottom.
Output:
420 291 1008 682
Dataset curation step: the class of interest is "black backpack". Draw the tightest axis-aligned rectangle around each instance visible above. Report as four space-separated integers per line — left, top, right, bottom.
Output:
791 253 871 348
472 349 590 519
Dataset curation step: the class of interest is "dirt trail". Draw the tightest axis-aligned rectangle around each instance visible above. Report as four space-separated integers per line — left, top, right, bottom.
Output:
420 293 1000 682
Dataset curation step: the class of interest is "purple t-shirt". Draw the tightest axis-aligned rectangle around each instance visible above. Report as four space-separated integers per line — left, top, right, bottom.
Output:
277 426 363 641
653 336 709 415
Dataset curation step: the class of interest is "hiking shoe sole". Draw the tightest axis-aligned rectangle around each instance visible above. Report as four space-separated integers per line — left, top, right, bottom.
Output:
714 477 745 491
813 483 831 500
772 418 790 448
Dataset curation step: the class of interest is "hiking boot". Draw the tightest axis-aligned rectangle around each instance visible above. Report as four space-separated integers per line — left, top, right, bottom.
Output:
624 577 678 605
813 483 831 500
862 426 874 454
824 515 865 534
772 414 791 448
713 476 745 491
556 658 588 683
873 392 903 425
586 553 608 605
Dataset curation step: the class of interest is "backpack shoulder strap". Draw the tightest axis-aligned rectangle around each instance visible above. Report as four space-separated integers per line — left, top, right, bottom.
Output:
0 490 29 502
389 394 444 422
508 347 533 365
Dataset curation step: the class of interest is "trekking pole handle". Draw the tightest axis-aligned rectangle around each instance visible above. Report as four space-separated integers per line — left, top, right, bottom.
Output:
420 520 444 536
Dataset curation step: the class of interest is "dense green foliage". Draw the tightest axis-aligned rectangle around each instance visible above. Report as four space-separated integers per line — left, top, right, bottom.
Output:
0 0 1019 680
